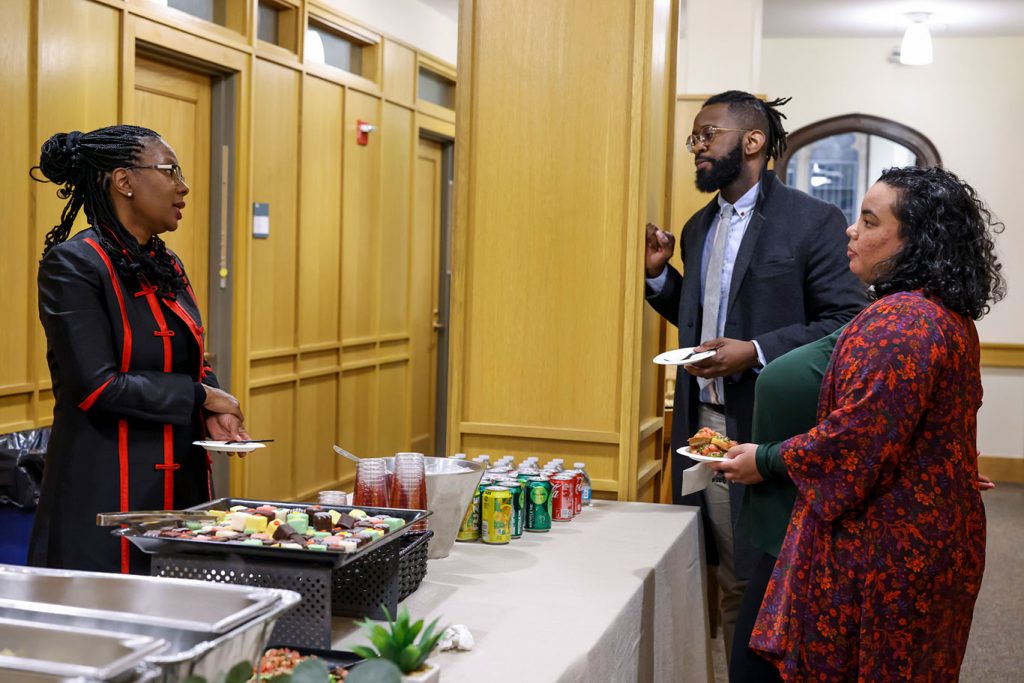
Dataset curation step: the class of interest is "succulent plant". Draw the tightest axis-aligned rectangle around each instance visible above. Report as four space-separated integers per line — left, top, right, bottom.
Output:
351 606 446 675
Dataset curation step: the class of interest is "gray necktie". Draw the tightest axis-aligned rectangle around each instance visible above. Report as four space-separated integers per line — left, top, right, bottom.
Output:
698 206 732 402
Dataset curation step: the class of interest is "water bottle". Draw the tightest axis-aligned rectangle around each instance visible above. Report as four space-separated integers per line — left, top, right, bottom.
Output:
572 462 593 506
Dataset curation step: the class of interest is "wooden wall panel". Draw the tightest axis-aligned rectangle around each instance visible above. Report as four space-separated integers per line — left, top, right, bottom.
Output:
294 375 339 497
298 75 344 349
0 0 32 433
377 361 410 456
244 383 296 499
459 0 634 433
382 40 416 107
18 0 120 432
378 102 413 338
341 91 383 344
251 58 299 354
340 367 377 462
453 0 675 499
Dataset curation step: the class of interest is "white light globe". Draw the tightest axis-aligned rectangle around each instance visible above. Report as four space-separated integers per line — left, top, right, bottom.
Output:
900 21 933 66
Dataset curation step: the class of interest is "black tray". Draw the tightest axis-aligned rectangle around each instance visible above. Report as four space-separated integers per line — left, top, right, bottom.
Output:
114 497 430 569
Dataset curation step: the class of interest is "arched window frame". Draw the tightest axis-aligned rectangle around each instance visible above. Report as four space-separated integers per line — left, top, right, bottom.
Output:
775 113 942 181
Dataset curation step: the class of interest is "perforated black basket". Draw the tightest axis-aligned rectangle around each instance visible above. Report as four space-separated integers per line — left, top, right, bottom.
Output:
397 529 432 602
146 500 432 649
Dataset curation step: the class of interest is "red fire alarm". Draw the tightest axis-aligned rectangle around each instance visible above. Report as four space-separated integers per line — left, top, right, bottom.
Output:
356 119 376 145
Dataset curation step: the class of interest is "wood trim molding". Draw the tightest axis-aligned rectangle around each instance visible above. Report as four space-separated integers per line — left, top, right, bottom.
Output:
638 416 664 441
980 343 1024 368
776 113 943 180
978 455 1024 484
459 422 621 444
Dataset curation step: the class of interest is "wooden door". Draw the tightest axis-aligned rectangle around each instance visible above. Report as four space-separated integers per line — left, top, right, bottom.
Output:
409 138 444 455
133 56 212 324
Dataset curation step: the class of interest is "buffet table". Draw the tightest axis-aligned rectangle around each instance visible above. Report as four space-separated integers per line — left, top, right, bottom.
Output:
332 500 711 683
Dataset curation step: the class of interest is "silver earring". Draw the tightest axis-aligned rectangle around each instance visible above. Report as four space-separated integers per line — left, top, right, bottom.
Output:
127 191 133 197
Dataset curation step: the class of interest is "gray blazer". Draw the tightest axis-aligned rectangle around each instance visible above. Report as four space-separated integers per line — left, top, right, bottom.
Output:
646 170 867 576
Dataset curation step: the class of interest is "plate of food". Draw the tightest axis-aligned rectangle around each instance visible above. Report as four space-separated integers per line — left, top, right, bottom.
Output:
653 347 717 366
677 427 737 462
193 440 268 454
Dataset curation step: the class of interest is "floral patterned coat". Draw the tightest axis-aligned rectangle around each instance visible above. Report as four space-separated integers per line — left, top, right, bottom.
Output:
750 291 986 682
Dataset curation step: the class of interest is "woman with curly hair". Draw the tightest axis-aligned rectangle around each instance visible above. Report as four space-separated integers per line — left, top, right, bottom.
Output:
30 125 249 574
711 165 1005 681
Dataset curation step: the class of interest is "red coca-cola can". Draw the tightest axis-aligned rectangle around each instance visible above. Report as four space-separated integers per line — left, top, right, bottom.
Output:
563 471 583 516
551 474 575 522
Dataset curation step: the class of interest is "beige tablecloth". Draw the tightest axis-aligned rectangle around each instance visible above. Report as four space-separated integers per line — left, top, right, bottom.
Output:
332 500 711 683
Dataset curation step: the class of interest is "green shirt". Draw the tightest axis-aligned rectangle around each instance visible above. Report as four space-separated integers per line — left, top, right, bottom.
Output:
737 326 845 557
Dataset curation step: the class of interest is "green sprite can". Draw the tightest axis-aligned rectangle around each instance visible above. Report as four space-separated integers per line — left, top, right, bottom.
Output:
525 477 553 532
481 486 512 544
501 480 525 538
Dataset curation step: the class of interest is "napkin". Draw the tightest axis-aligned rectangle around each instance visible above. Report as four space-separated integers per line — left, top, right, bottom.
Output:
680 461 713 496
438 624 475 651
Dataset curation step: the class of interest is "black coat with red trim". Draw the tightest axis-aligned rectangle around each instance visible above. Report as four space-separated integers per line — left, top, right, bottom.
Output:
30 228 218 574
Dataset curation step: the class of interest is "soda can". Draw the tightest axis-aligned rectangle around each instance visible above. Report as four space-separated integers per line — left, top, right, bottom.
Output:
564 470 583 516
551 474 575 522
456 484 481 542
481 486 512 544
502 480 525 538
487 466 513 476
525 477 553 532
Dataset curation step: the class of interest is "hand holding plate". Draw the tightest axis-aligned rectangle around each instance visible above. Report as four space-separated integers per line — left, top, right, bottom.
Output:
705 443 763 484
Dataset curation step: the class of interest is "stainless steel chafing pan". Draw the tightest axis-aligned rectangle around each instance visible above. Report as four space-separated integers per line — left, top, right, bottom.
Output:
0 565 301 683
0 564 277 633
0 616 165 681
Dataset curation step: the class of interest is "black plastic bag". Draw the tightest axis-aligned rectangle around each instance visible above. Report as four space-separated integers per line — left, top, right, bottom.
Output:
0 428 48 509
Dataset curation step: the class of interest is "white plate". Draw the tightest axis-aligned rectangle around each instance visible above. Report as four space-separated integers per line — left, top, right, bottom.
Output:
677 446 729 463
653 347 717 366
193 440 267 454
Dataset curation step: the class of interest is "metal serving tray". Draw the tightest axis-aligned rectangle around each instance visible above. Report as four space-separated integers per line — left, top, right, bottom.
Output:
114 498 430 569
143 587 300 683
0 616 165 681
0 564 279 634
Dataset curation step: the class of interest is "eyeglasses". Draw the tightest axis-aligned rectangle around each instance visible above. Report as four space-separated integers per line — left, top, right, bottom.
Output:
127 163 186 184
685 126 753 153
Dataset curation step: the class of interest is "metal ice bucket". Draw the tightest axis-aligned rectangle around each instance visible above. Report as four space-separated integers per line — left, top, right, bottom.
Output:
382 456 483 559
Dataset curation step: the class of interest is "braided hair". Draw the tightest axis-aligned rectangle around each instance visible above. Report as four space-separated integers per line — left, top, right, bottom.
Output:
32 125 187 297
703 90 792 161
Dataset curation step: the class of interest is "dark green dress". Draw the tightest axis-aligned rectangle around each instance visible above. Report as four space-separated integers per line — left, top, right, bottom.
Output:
736 326 844 557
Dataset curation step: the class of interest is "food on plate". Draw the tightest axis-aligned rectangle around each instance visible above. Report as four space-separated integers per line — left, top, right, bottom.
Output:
139 504 405 555
254 647 348 681
687 427 737 457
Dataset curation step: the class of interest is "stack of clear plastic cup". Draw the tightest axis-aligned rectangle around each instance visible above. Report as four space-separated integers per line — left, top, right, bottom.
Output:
353 459 390 507
390 452 428 530
318 490 349 506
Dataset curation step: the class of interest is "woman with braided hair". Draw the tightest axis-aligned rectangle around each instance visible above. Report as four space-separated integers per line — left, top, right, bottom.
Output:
30 125 248 573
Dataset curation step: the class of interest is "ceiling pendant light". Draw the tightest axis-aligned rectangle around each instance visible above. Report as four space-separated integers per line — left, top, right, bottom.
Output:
900 12 933 66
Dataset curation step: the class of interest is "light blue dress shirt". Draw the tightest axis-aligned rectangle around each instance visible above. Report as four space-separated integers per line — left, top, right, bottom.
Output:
648 182 766 405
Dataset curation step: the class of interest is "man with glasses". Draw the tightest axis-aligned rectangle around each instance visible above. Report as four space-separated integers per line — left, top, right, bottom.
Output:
644 91 865 672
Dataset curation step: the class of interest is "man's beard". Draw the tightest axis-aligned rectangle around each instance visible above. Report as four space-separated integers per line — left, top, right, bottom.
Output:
695 143 743 193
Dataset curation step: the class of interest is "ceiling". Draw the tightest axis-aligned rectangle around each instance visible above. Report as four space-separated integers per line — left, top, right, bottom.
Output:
419 0 1024 37
761 0 1024 37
